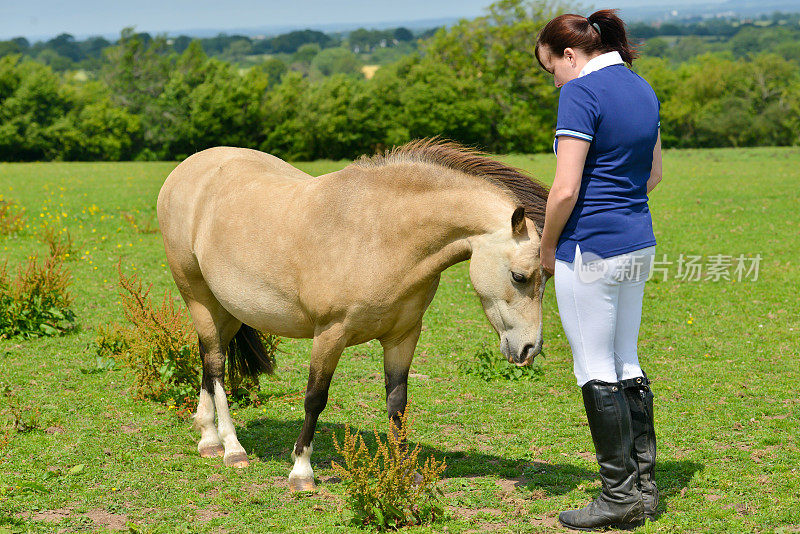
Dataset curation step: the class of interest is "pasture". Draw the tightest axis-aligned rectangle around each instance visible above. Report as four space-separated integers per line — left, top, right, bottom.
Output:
0 146 798 533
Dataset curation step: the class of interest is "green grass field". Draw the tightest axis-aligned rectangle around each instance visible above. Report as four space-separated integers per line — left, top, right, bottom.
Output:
1 146 798 533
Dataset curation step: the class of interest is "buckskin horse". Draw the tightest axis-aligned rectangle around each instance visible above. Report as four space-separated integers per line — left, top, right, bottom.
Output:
156 138 550 491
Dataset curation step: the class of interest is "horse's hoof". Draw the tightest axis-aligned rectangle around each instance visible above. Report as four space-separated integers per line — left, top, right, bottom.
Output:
199 444 225 458
288 476 317 493
224 452 250 468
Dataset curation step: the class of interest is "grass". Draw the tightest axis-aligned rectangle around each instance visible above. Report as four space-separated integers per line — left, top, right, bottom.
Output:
0 146 798 532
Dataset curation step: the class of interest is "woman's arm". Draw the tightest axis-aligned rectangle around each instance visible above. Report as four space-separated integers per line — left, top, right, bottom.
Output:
540 136 590 274
646 129 662 194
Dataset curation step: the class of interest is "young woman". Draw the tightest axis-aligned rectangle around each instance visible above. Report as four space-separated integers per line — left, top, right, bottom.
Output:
535 9 661 531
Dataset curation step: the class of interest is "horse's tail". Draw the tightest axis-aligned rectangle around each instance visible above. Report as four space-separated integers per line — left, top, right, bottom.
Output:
227 324 277 377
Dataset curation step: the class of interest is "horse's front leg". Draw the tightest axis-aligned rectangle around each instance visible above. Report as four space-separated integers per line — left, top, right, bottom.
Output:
381 321 422 437
289 325 346 492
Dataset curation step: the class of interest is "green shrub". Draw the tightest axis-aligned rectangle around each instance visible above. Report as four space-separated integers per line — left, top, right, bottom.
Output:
108 267 202 407
0 384 41 436
105 267 277 409
120 211 158 234
0 197 26 235
459 344 544 381
0 253 77 339
332 408 446 531
40 227 78 260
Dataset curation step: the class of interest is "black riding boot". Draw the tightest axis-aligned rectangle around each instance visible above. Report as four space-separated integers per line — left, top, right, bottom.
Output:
559 380 645 531
621 374 658 520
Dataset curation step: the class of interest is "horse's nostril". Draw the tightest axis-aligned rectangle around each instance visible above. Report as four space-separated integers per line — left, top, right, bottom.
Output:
517 344 535 363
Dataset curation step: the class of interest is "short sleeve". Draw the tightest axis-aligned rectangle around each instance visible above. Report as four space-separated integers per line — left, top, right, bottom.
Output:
555 81 599 143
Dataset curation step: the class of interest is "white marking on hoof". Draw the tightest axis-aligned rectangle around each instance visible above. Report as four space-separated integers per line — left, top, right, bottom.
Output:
289 443 314 482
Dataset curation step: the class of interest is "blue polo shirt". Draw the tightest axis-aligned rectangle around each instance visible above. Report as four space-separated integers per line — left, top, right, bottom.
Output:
553 57 660 263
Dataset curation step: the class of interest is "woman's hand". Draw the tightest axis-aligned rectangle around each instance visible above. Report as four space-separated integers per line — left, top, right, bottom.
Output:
540 240 556 276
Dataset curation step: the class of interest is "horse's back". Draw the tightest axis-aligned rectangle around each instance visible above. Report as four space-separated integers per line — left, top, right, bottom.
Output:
158 146 308 232
160 145 308 195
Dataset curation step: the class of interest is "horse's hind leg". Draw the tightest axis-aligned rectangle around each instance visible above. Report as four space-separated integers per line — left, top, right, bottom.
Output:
196 340 223 458
184 293 249 468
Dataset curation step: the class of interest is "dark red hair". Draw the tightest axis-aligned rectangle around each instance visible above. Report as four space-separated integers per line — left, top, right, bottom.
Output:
535 9 638 71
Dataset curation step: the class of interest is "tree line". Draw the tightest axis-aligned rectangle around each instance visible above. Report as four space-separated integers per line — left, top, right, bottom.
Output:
0 0 798 162
0 26 422 73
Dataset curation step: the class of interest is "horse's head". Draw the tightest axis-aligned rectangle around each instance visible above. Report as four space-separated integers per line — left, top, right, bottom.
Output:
469 206 550 366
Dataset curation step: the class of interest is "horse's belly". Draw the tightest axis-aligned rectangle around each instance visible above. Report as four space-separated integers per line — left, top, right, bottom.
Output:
209 277 313 339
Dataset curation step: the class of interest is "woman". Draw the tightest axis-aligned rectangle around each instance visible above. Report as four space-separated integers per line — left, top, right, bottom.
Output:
535 9 661 531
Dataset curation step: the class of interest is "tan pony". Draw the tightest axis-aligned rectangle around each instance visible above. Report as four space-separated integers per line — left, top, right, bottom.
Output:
157 139 550 491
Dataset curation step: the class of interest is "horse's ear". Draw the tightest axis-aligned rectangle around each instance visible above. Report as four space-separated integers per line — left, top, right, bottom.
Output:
511 206 526 237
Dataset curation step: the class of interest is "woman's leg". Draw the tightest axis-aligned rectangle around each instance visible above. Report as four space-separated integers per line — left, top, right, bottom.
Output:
612 246 655 381
610 245 659 520
556 244 645 530
554 244 620 386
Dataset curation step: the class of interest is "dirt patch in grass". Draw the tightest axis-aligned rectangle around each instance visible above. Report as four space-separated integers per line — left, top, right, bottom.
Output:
85 508 128 530
495 476 532 493
190 504 229 522
495 476 548 509
29 507 73 522
464 524 506 533
528 513 563 529
450 506 502 519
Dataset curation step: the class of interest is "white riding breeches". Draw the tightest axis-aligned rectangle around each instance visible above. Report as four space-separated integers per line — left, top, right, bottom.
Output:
554 243 656 387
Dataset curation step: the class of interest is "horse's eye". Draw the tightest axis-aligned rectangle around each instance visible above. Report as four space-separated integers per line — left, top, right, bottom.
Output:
511 272 527 284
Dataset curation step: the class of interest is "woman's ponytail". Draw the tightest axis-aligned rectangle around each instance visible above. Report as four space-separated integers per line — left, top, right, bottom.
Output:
587 9 638 65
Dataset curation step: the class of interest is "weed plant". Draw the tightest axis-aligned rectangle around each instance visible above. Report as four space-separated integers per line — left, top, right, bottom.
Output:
102 267 277 409
0 252 77 339
459 344 544 381
0 197 25 235
332 408 446 531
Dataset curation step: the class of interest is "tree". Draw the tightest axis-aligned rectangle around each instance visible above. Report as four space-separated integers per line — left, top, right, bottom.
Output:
311 47 361 77
642 38 669 58
371 57 498 149
154 42 270 159
269 30 331 54
173 36 193 54
0 57 72 160
101 28 172 149
223 39 253 62
639 52 800 149
394 27 414 42
46 33 82 62
422 0 578 152
293 43 321 65
261 57 287 87
0 55 139 161
0 40 26 58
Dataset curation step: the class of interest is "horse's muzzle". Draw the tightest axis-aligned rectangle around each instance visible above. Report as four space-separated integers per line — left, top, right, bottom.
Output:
511 341 542 367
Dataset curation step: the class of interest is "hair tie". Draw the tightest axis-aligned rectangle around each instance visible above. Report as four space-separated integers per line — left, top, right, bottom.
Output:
591 21 602 36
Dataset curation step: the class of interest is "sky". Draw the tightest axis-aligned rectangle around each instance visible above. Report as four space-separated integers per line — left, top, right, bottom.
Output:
0 0 725 41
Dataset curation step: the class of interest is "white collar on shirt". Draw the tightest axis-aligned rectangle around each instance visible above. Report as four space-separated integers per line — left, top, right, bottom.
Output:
578 50 624 78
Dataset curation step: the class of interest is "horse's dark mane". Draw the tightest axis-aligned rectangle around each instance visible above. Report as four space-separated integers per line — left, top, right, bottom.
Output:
355 138 550 232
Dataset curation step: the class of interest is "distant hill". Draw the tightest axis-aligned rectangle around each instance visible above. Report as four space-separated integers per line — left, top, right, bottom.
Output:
617 0 800 22
10 0 800 43
20 17 462 43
